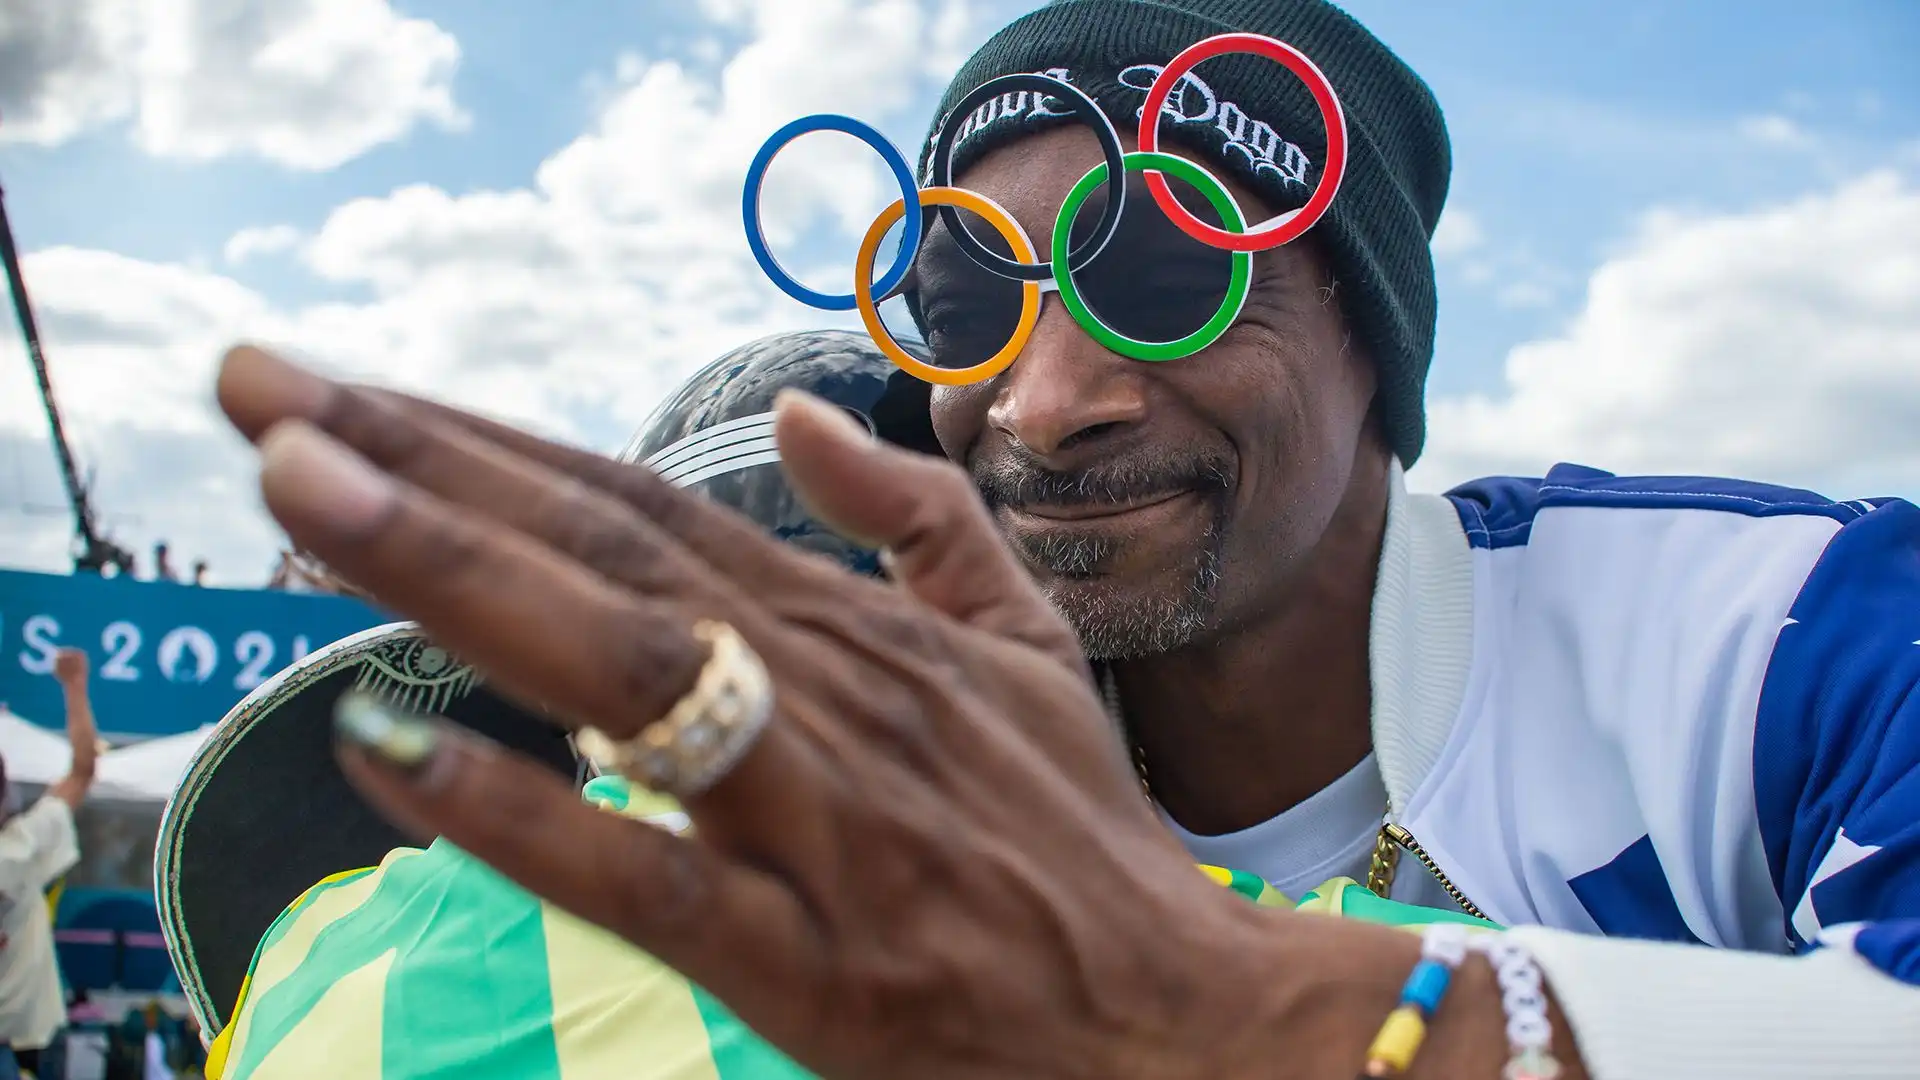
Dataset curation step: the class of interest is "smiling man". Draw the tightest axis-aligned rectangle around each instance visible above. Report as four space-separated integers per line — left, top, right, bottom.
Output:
913 0 1443 876
903 0 1920 1075
178 2 1920 1079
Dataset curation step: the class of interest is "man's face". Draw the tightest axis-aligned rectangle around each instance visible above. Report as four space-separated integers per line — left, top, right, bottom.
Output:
921 126 1380 659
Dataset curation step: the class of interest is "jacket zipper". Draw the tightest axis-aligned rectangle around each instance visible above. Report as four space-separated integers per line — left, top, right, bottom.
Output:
1383 823 1490 923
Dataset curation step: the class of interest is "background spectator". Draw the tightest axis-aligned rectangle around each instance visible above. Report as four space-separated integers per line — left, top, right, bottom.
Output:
151 544 177 584
0 648 98 1078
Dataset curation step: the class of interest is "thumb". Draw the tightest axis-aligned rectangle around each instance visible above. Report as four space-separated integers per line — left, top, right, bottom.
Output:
771 389 1083 666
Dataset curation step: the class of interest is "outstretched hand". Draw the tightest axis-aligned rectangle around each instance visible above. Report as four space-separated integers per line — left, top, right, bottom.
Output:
214 344 1325 1080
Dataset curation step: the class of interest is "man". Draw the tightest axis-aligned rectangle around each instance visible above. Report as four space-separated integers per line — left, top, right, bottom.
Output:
201 3 1920 1079
0 649 99 1076
904 0 1920 1072
153 543 178 583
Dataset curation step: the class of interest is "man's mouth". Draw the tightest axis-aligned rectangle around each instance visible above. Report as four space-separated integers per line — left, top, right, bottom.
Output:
971 452 1232 564
995 490 1211 551
1004 488 1194 523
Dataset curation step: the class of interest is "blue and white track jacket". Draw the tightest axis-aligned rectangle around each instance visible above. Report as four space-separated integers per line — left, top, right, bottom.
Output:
1373 461 1920 1077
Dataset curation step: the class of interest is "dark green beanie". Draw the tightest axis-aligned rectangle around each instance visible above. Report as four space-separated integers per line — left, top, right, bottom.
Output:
919 0 1450 465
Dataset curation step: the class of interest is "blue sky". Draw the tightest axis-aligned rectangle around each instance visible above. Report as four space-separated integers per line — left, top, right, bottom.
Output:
0 0 1915 581
1358 0 1918 397
6 0 1912 384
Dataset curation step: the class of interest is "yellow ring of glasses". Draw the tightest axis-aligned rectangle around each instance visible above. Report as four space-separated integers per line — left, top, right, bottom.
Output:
854 186 1042 387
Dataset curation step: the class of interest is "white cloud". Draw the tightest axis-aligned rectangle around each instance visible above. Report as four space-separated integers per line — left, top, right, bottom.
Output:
0 0 464 170
1435 215 1565 311
1738 114 1813 150
283 0 978 433
0 0 978 582
1493 94 1863 189
0 0 133 145
1460 261 1497 285
0 249 287 580
1414 169 1920 499
1494 279 1556 310
223 225 303 265
1430 207 1485 260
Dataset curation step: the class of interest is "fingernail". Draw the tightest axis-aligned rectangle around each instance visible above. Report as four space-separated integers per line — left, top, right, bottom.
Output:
335 691 442 772
221 344 332 420
259 422 395 533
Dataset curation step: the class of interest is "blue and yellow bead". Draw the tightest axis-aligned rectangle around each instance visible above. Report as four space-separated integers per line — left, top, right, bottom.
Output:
1362 956 1458 1077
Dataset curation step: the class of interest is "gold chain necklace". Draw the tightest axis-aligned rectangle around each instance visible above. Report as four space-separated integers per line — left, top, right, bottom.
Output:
1099 668 1399 900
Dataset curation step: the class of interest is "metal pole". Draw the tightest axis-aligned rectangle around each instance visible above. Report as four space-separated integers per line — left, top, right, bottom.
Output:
0 174 132 574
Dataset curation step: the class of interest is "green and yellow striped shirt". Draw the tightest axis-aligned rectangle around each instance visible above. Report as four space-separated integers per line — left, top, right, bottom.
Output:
208 779 1495 1079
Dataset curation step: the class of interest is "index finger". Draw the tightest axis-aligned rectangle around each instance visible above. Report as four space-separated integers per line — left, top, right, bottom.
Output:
255 419 732 733
215 345 838 592
363 387 806 576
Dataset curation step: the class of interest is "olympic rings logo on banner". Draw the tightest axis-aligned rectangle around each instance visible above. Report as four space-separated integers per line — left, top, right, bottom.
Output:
741 33 1348 387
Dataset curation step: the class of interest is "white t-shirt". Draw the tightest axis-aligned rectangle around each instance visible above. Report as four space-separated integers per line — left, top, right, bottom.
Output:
145 1030 172 1080
0 795 80 1049
1163 753 1456 911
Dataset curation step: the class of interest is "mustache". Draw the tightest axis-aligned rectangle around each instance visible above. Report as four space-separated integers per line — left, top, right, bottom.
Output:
971 449 1232 510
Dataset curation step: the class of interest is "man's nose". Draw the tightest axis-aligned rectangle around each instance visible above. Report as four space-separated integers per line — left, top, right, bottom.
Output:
986 301 1148 457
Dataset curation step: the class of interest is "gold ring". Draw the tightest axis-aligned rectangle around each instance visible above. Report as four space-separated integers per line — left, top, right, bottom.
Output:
574 620 774 799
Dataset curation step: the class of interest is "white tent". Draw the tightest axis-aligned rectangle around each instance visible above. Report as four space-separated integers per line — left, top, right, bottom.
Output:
0 704 78 785
93 726 218 803
0 707 215 803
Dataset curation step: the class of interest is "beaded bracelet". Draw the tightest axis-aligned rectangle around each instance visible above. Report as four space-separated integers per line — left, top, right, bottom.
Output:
1363 923 1470 1077
1360 928 1564 1080
1472 937 1562 1080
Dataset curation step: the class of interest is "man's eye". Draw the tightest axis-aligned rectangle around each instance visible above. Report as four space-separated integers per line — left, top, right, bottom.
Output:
916 293 1025 368
923 297 996 329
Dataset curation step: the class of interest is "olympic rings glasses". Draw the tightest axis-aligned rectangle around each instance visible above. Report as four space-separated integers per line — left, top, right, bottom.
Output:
741 32 1347 385
856 187 1042 386
921 72 1127 284
742 113 921 312
1137 33 1348 252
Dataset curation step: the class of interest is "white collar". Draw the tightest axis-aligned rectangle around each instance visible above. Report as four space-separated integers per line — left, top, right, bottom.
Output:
1369 459 1477 815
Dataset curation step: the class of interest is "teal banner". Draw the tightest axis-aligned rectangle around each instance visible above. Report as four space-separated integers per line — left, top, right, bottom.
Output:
0 568 390 737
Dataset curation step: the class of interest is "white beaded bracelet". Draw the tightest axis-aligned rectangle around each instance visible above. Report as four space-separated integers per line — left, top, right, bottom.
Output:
1469 936 1563 1080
